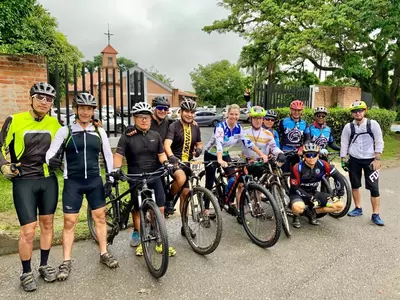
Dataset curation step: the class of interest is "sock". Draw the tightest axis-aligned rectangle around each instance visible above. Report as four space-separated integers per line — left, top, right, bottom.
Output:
21 259 32 274
40 249 50 266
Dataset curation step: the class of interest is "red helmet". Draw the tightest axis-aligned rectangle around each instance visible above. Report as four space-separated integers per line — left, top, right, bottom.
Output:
290 100 304 110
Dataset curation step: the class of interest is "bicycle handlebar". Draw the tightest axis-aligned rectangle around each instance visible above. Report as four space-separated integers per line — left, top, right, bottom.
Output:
106 167 168 183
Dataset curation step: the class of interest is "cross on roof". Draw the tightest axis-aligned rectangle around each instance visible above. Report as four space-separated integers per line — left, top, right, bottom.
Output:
104 23 114 45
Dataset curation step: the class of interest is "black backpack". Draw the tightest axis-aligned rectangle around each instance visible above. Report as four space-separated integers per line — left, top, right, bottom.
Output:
348 119 374 149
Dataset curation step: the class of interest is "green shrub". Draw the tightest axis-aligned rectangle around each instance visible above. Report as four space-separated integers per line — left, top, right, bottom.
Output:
273 108 396 143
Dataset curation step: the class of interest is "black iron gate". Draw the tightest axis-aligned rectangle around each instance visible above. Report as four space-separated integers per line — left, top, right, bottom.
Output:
254 83 312 109
48 64 145 136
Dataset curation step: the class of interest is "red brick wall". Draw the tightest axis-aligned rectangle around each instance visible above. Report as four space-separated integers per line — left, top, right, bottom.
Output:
0 54 47 125
314 85 361 108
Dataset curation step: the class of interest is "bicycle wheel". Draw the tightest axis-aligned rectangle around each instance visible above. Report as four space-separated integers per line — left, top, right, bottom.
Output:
87 193 118 244
270 183 291 237
328 174 352 218
181 186 223 255
198 169 225 211
140 200 169 278
240 183 282 248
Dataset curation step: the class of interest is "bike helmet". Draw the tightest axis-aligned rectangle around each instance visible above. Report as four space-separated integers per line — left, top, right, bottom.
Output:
314 106 328 115
349 101 367 111
132 102 152 115
290 100 304 110
152 96 170 108
73 93 97 108
180 97 197 111
30 82 56 98
303 143 320 153
249 106 266 117
265 109 277 119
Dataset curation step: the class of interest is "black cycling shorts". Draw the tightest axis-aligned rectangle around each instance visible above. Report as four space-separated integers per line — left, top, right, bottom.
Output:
13 175 59 226
130 177 165 211
62 176 105 213
289 191 331 208
282 153 300 173
348 156 379 196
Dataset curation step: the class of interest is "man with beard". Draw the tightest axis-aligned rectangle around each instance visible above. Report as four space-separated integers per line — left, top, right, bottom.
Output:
164 98 202 237
340 101 384 226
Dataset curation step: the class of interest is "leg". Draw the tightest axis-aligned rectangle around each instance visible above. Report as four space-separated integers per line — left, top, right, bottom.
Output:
171 169 186 196
62 213 79 261
91 207 107 255
19 222 37 263
289 195 305 229
38 215 54 264
364 166 384 225
347 157 364 216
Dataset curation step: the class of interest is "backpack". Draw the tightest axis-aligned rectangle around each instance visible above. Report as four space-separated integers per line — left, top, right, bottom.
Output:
348 119 374 149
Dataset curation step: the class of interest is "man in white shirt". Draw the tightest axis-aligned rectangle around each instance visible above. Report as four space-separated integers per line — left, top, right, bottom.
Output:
340 101 384 226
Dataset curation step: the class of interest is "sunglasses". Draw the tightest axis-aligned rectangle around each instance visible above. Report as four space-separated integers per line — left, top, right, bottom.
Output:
134 114 151 121
304 152 318 159
33 94 54 103
351 109 364 114
315 114 326 118
156 106 169 111
264 118 275 122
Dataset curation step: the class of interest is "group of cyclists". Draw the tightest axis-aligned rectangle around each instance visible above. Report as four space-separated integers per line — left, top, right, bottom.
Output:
0 82 385 292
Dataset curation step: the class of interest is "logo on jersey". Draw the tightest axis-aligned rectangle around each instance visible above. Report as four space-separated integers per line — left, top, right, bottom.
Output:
287 128 302 143
315 169 321 175
313 136 328 148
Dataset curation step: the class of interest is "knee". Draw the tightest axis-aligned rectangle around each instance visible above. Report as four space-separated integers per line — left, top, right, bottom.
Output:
20 226 36 244
334 201 345 211
63 217 77 231
176 171 186 187
291 202 305 215
40 219 54 232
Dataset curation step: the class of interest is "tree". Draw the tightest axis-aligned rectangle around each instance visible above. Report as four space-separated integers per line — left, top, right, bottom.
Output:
203 0 400 109
276 69 320 87
146 66 174 87
190 60 247 107
84 55 137 71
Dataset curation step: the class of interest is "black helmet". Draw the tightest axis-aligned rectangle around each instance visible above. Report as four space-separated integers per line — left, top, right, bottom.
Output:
265 109 277 119
30 82 56 98
152 96 170 108
73 93 97 108
180 97 197 111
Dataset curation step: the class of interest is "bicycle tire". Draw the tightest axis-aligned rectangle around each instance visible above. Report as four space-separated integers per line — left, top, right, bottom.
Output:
198 169 225 209
328 173 352 218
271 183 291 237
87 193 118 244
140 200 169 278
181 186 223 255
240 183 282 248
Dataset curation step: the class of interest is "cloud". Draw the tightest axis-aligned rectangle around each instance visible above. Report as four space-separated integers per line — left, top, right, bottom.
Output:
38 0 246 91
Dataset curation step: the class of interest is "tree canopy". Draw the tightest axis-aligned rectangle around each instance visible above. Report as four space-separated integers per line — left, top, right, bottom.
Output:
84 54 137 71
190 60 248 107
146 66 174 87
204 0 400 109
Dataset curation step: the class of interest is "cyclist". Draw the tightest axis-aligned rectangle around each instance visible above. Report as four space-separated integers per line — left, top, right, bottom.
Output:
340 101 384 226
164 98 202 236
46 92 118 281
304 106 340 158
204 104 269 211
290 143 345 228
244 88 252 110
150 96 172 140
0 83 60 291
113 102 176 256
278 100 308 172
262 109 280 148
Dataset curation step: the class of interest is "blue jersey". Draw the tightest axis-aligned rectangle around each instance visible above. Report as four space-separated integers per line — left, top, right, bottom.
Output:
262 126 280 149
278 117 307 151
304 122 334 149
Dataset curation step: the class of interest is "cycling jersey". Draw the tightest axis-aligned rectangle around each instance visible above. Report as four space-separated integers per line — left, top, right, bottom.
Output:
46 123 113 179
116 127 164 174
241 127 282 160
165 121 201 162
150 117 171 141
304 122 340 150
278 117 307 151
290 160 344 200
0 111 61 178
263 126 280 148
205 121 254 154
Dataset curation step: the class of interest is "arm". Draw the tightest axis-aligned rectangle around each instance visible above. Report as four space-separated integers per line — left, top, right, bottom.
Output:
113 135 128 168
340 124 350 160
327 128 340 151
330 167 346 196
157 134 168 164
273 129 281 149
164 139 174 157
372 120 384 156
45 127 68 164
304 125 311 144
99 128 114 174
0 116 13 167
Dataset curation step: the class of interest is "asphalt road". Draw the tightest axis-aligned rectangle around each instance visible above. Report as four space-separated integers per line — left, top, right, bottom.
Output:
0 166 399 299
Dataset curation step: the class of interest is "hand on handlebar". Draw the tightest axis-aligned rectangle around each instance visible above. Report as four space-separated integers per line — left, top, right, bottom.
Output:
319 149 329 156
260 154 269 163
218 160 228 168
110 168 123 180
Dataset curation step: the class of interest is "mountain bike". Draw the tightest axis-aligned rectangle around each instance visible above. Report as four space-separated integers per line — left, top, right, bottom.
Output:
199 159 282 248
163 160 222 255
87 167 169 278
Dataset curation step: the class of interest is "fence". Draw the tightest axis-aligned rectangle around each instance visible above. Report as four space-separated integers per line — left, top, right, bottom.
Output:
254 84 312 109
48 64 145 136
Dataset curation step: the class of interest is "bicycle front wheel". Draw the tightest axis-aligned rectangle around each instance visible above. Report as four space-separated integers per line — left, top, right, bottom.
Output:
270 183 291 237
181 186 223 255
328 173 352 218
240 183 282 248
140 200 169 278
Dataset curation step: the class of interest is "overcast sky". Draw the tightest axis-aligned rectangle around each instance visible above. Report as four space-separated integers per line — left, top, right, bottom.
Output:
38 0 246 91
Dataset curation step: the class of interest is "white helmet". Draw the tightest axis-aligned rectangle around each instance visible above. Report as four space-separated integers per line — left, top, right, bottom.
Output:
314 106 328 115
131 102 152 115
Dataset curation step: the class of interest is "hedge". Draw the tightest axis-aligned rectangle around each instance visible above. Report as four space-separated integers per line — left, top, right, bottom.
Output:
273 108 397 143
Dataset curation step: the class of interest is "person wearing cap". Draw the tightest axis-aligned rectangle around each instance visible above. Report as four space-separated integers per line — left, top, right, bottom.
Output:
46 92 118 281
0 82 61 291
340 101 384 226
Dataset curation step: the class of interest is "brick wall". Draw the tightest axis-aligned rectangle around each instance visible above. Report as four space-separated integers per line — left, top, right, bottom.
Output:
313 85 361 108
0 54 47 125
